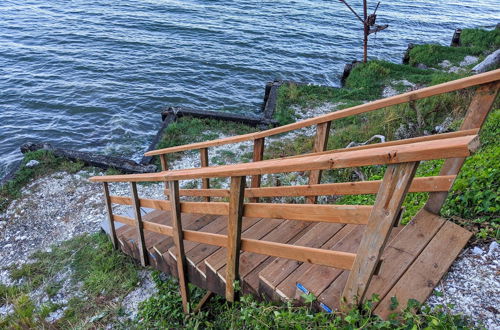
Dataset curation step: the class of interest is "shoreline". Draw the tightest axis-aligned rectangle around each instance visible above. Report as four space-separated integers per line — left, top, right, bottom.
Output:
0 25 498 328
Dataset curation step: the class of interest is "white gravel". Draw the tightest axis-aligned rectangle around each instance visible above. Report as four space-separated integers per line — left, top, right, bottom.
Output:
427 241 500 329
0 170 165 324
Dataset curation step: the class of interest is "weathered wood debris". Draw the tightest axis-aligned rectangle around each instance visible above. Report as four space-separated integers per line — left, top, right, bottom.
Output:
20 142 157 173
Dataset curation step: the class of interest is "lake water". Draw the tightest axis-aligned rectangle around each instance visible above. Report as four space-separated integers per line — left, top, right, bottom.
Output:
0 0 498 178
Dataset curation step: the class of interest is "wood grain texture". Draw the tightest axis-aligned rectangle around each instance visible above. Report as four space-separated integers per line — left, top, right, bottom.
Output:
243 203 372 224
200 147 211 202
363 209 446 308
249 138 265 203
342 162 419 307
307 121 331 203
130 182 149 266
225 176 246 302
159 175 456 199
374 221 472 319
102 182 118 249
169 180 190 314
91 135 478 182
426 81 499 214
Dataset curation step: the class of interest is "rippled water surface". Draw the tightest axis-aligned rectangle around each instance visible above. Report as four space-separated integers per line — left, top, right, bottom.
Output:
0 0 498 177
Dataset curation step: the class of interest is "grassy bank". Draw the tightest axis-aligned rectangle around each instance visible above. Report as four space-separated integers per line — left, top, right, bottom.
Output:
0 234 474 328
1 27 498 328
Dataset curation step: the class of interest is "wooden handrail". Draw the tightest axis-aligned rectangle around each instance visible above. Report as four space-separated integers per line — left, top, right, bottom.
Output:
144 70 499 157
90 135 479 182
160 175 456 198
108 196 374 224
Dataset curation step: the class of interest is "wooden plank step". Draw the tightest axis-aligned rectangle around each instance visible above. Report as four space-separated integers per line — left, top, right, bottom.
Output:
258 222 346 300
315 226 405 312
166 214 223 283
205 219 313 296
187 217 262 279
373 221 471 319
170 216 261 289
205 218 284 295
149 213 202 274
116 210 167 259
234 221 315 296
273 224 358 302
292 225 365 302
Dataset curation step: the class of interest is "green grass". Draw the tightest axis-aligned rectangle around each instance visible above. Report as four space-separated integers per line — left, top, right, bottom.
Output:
409 28 500 68
133 272 473 329
274 60 465 126
1 233 140 328
155 116 259 167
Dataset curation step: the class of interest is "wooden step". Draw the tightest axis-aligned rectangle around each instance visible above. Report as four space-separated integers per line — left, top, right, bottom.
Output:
205 219 313 296
315 226 404 312
205 218 284 295
271 224 358 302
150 213 204 274
373 219 471 318
258 222 346 300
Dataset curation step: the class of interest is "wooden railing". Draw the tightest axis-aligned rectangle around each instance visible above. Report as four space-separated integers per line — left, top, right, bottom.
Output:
144 70 499 205
91 134 479 312
91 71 499 313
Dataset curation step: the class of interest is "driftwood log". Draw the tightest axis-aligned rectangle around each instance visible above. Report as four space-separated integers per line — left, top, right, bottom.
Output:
162 106 278 127
140 112 177 165
20 142 157 174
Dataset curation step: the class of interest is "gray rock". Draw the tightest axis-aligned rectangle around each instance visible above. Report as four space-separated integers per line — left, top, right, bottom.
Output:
416 63 428 70
439 60 452 68
488 241 499 255
472 49 500 73
460 55 479 67
472 246 484 255
26 160 40 168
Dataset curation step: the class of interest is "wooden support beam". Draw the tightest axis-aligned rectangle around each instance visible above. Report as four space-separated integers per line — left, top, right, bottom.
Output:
342 161 419 307
169 180 190 314
193 291 214 314
307 122 331 203
225 176 246 302
102 182 118 249
160 154 169 198
250 138 265 203
130 182 149 266
200 148 210 202
90 135 479 183
159 175 456 199
425 81 499 214
159 154 168 171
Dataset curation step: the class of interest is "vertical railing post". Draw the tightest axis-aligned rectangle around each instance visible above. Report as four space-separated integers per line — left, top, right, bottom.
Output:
130 182 149 267
199 148 210 202
102 182 118 249
307 121 331 204
169 180 190 314
342 161 419 308
225 176 246 302
250 138 265 203
159 154 169 200
425 81 499 214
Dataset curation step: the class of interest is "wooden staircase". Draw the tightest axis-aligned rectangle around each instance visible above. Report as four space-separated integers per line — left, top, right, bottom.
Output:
111 208 471 318
91 70 499 317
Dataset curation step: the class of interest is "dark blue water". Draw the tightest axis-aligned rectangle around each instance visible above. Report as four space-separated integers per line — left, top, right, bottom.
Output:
0 0 498 177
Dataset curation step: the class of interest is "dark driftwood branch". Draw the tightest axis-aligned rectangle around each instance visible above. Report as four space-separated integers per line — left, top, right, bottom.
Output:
20 142 157 174
140 112 177 165
162 107 278 127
